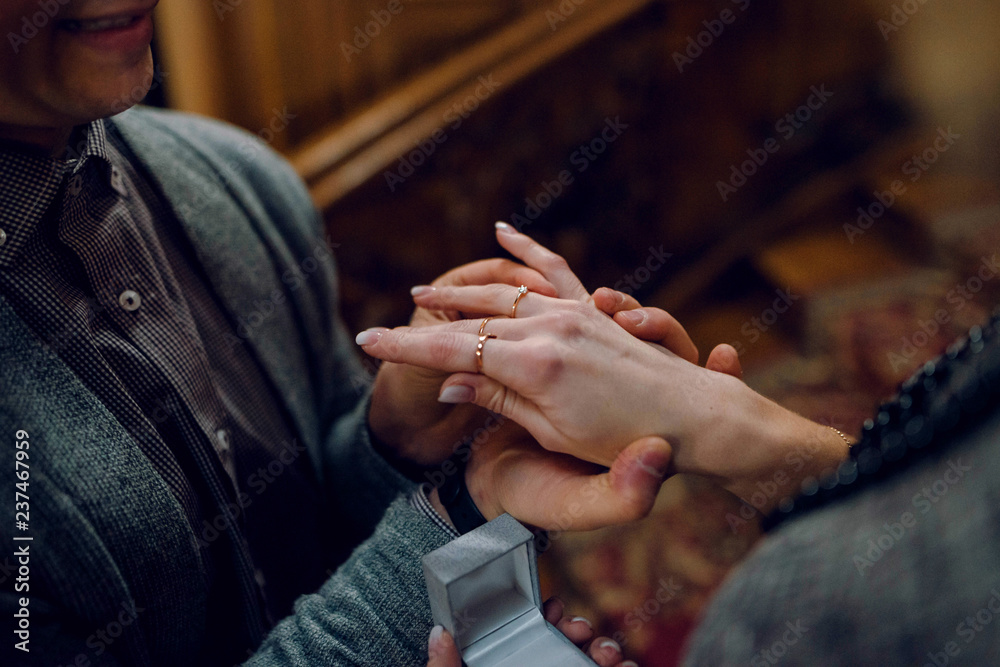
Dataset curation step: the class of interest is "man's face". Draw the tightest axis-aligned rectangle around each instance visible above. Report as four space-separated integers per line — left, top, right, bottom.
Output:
0 0 158 133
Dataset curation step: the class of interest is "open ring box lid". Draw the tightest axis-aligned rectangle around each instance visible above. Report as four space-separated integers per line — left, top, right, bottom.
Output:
422 514 596 666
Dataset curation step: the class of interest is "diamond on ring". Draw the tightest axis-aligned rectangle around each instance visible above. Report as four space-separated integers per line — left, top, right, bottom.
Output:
511 285 529 319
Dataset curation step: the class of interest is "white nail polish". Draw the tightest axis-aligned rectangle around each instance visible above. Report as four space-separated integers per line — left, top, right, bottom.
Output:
570 616 592 628
355 330 382 346
495 221 516 234
428 625 444 651
598 638 621 653
439 385 475 404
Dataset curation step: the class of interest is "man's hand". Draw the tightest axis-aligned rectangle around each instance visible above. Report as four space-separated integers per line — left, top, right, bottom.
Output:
427 598 638 667
451 422 672 532
591 286 743 379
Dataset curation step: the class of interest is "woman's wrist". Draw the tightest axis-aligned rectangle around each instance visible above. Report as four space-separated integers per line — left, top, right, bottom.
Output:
674 371 850 512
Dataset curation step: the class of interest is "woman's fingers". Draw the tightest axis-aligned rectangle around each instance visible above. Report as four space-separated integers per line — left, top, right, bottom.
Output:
494 222 591 301
358 326 532 383
426 626 462 667
542 597 566 625
437 373 566 453
587 637 626 667
412 283 560 320
554 615 595 645
432 257 559 297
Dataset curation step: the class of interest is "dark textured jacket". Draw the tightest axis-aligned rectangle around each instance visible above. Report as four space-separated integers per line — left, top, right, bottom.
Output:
0 107 450 666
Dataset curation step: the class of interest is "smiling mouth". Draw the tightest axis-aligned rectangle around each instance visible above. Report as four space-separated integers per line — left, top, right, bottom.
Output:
57 15 144 33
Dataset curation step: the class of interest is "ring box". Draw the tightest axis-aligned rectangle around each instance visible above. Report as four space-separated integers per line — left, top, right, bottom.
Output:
422 514 596 666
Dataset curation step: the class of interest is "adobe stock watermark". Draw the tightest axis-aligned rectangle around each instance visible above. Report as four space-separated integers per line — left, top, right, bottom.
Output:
750 619 809 667
672 0 752 73
845 126 960 243
173 105 299 223
221 234 340 350
7 0 70 54
924 588 1000 666
725 417 842 532
853 458 971 575
728 288 801 358
191 438 309 549
546 0 587 31
878 0 934 41
887 254 999 373
716 85 834 202
340 0 415 62
612 245 673 296
606 577 684 651
213 0 246 21
507 116 629 231
383 74 502 192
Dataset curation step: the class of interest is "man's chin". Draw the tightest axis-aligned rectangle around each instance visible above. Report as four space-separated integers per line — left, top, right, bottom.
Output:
53 59 155 122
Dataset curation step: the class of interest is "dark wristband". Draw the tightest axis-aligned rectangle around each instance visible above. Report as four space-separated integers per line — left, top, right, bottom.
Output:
437 458 487 535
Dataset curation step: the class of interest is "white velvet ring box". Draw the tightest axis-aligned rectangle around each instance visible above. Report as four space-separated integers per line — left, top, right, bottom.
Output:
422 514 596 666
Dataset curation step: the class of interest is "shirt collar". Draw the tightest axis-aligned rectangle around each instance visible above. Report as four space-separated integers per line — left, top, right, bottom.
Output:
0 120 111 269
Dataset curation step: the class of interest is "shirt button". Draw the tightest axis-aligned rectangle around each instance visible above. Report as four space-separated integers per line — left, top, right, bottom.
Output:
110 166 128 197
0 228 6 247
67 174 84 197
118 290 142 312
216 429 231 453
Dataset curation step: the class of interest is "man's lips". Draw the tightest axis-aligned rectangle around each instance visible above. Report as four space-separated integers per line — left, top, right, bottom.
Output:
50 9 155 54
57 14 145 33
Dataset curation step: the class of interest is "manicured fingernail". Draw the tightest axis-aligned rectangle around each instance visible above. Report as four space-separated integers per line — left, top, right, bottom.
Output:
411 285 435 297
622 662 639 667
638 450 670 478
495 221 517 235
618 310 645 326
428 625 446 652
439 385 475 404
355 329 383 346
598 638 622 654
570 616 592 628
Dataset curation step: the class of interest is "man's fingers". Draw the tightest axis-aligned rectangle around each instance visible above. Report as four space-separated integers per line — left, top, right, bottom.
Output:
592 287 642 315
706 343 743 379
426 626 462 667
494 223 591 301
613 308 698 364
519 437 672 531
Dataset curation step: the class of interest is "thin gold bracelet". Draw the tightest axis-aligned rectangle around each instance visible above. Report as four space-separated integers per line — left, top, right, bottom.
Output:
829 426 855 457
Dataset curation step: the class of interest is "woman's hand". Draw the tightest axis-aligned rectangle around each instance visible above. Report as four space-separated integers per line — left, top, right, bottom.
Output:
365 222 709 467
367 258 559 465
358 225 728 473
359 285 709 469
427 598 638 667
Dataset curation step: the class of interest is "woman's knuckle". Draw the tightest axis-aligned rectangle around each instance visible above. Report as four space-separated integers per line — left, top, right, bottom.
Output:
528 346 565 384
